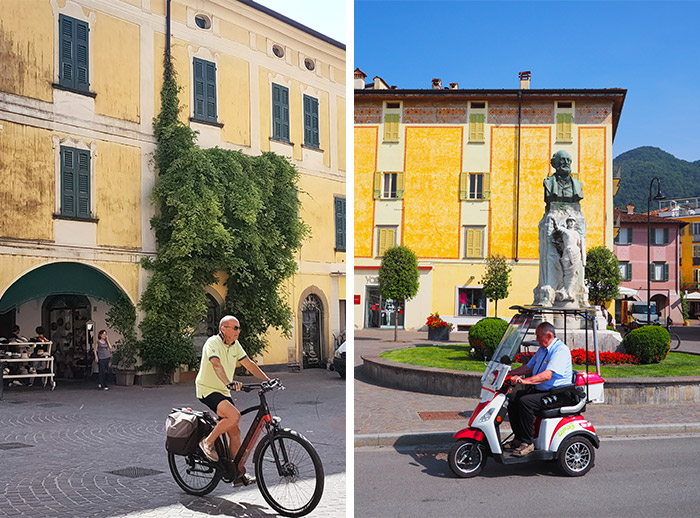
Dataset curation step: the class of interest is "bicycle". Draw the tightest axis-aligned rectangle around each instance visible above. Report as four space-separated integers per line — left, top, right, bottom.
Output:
167 379 324 517
625 319 681 349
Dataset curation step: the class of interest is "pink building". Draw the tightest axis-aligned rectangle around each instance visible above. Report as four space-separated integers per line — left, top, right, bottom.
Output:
613 205 687 322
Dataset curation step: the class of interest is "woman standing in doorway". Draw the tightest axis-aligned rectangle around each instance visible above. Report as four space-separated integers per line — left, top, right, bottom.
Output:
94 330 113 390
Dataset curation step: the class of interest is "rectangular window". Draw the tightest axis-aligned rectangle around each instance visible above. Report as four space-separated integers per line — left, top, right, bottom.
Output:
695 269 700 285
650 262 669 282
464 227 484 259
651 227 669 245
303 95 319 148
556 113 573 142
377 227 397 257
374 172 404 199
193 58 217 123
384 113 400 142
469 113 485 142
693 245 700 266
459 172 490 200
59 14 89 92
619 262 632 281
334 196 346 252
272 83 290 141
614 227 632 245
60 146 91 219
457 288 486 316
694 223 700 242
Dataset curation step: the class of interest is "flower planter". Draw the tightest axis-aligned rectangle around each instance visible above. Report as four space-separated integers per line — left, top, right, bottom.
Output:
115 369 135 386
428 326 451 341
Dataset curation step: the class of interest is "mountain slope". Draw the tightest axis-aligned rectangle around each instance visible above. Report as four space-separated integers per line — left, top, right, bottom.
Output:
613 146 700 211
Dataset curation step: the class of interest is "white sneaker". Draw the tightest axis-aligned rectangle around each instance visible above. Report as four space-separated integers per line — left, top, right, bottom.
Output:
199 438 219 461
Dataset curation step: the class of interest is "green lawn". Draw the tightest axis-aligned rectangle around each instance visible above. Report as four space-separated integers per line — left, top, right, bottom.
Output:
380 343 700 378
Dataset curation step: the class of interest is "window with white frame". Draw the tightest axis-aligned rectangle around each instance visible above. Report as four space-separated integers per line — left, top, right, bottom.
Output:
694 223 700 242
457 287 486 316
615 227 633 245
619 261 632 281
373 171 404 199
695 268 700 285
651 227 669 246
693 244 700 266
650 262 669 282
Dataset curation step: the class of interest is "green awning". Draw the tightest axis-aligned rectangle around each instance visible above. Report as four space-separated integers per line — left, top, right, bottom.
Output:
0 262 125 313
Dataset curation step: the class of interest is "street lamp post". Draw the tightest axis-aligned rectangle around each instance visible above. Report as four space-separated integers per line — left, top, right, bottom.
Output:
647 177 665 326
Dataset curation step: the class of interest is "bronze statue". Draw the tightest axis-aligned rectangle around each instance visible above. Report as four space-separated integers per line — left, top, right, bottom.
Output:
543 150 583 208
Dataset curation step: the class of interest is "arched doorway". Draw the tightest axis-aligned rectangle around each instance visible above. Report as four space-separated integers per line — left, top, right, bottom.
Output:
301 294 323 368
651 294 668 320
42 294 92 379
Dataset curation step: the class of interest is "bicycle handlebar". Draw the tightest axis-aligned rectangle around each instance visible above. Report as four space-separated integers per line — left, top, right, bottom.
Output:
226 378 284 393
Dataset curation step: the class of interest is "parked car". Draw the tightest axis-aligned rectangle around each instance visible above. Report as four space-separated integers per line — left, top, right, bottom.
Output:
333 341 346 378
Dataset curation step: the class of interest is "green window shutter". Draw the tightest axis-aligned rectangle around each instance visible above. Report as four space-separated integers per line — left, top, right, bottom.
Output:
77 149 91 218
304 95 319 148
557 113 573 142
75 19 89 91
384 113 400 142
193 58 216 122
459 172 469 200
61 147 76 217
373 171 382 199
272 83 290 141
469 113 485 142
482 172 491 200
396 171 405 199
59 15 89 91
663 263 669 282
663 228 669 245
334 197 346 251
627 264 632 281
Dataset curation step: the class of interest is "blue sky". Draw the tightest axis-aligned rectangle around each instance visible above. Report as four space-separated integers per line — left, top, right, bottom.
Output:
254 0 347 44
355 0 700 161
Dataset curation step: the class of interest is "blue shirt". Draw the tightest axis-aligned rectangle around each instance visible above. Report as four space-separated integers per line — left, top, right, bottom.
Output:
526 337 572 391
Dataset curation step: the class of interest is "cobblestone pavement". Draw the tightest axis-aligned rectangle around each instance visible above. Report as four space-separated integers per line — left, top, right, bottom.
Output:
354 328 700 438
0 369 346 518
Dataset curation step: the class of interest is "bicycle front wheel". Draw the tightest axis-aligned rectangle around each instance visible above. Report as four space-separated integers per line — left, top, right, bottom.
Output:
168 451 222 496
254 429 324 517
671 332 681 349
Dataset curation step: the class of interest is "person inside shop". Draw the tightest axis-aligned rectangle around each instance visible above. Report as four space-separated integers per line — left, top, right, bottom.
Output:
504 322 573 456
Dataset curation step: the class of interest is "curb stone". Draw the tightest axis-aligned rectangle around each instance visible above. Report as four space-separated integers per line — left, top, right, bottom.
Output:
354 422 700 448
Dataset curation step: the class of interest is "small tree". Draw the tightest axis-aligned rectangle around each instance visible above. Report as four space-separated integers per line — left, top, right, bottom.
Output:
481 255 512 318
106 294 139 370
378 246 419 341
585 246 622 305
680 291 689 322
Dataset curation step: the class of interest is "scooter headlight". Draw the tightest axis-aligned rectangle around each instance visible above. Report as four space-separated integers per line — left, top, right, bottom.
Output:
478 408 495 423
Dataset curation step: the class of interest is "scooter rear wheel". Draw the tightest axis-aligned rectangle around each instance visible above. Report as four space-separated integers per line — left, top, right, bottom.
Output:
558 435 595 477
448 439 486 478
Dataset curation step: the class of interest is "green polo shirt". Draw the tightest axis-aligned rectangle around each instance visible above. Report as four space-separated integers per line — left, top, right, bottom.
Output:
195 334 248 399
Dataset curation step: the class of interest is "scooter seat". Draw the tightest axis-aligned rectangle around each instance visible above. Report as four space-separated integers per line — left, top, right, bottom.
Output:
534 386 587 418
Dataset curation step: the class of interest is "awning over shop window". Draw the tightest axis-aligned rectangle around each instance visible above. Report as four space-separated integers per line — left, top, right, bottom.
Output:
0 262 125 313
685 292 700 301
617 287 639 299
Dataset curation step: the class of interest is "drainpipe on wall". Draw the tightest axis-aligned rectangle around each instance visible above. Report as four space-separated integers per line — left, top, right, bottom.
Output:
166 0 172 65
514 89 522 262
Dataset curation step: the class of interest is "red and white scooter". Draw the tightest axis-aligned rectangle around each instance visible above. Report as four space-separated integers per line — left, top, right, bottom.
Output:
448 307 604 478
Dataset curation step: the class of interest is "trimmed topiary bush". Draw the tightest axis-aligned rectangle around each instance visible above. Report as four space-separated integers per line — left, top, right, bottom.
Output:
622 326 670 364
469 317 508 360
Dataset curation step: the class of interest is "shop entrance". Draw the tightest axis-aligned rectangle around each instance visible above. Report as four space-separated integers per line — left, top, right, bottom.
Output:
301 294 323 368
365 286 404 329
42 295 92 379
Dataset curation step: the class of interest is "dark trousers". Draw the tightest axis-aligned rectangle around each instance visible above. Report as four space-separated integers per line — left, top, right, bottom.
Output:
507 386 550 444
98 358 111 388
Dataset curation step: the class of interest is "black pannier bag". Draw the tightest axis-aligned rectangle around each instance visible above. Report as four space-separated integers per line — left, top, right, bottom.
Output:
165 409 205 455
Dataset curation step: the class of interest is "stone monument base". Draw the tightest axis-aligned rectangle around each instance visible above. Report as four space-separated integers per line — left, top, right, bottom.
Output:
523 328 623 353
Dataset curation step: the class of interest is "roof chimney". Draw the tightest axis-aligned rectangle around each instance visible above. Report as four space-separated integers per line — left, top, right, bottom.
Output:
432 78 442 90
519 70 531 89
354 68 367 90
449 82 459 89
626 204 635 214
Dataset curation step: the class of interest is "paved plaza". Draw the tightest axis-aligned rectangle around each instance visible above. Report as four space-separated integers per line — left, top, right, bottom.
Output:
0 369 346 518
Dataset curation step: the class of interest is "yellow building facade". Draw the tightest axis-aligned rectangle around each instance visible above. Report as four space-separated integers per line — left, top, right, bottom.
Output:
658 198 700 296
0 0 345 376
354 76 625 330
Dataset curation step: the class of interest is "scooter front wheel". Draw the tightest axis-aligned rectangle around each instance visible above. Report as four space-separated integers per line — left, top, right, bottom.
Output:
558 435 595 477
448 439 487 478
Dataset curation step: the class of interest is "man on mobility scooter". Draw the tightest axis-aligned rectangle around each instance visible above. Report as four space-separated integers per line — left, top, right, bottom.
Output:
505 321 572 456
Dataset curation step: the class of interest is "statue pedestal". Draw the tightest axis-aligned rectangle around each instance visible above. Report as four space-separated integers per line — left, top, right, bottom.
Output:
523 328 623 354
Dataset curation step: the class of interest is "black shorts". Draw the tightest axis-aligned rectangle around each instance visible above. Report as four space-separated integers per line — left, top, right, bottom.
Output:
199 392 235 414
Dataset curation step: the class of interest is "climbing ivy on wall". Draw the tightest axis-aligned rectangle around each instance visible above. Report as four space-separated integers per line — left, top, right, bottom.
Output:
139 56 307 379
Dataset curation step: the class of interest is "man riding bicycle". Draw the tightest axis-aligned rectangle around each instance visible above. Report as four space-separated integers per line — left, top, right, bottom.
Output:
195 315 271 486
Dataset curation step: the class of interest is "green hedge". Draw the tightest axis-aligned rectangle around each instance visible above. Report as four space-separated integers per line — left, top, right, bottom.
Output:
469 318 508 360
622 326 670 364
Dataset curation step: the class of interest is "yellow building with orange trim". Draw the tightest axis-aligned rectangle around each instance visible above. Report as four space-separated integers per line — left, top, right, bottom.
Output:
0 0 345 376
354 72 625 330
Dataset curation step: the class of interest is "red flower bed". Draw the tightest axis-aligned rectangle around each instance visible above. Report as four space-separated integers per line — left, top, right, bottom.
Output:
426 313 453 329
514 349 638 365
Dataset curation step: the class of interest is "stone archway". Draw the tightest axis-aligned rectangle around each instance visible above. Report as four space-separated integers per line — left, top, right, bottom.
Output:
296 287 330 369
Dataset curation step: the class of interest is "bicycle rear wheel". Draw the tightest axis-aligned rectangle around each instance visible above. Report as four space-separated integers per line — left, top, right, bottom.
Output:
670 332 681 349
168 451 222 496
254 429 324 517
